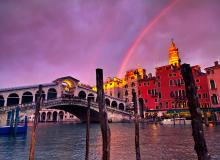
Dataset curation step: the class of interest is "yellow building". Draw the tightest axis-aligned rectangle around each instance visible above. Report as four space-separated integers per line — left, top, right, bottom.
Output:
93 68 146 102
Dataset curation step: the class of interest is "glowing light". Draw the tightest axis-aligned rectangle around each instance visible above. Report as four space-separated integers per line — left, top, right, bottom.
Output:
62 79 75 92
169 39 180 66
117 0 178 78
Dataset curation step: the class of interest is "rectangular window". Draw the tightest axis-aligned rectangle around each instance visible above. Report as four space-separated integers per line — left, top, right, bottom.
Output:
210 80 216 89
158 92 162 98
175 91 178 97
148 90 151 94
169 80 173 86
174 80 177 86
166 102 169 108
179 90 182 96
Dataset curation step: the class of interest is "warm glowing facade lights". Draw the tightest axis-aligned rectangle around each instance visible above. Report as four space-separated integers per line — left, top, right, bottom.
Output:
168 39 180 66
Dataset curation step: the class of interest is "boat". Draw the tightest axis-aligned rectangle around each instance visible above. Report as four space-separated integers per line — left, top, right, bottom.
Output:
0 116 28 135
0 107 28 135
160 118 191 125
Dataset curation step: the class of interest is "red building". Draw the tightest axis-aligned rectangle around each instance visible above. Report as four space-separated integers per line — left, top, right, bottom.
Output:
138 75 157 110
138 40 211 112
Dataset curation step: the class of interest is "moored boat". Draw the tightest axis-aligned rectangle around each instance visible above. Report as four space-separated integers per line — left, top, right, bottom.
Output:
160 118 191 125
0 107 28 135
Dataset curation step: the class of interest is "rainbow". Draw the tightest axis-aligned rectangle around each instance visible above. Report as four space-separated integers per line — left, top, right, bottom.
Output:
117 0 178 78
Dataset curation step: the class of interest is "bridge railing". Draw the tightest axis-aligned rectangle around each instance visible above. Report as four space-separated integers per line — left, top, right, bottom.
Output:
0 97 132 115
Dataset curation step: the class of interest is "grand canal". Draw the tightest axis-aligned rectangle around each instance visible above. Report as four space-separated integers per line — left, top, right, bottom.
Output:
0 123 220 160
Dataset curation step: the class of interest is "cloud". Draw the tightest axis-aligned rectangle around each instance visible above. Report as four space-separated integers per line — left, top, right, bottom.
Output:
0 0 219 88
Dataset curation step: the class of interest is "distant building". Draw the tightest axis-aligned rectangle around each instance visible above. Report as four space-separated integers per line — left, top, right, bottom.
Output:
205 61 220 107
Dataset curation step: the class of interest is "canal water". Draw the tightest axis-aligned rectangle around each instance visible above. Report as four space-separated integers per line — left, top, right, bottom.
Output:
0 123 220 160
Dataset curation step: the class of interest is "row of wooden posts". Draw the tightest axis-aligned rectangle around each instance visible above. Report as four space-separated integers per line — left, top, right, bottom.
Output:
29 65 211 160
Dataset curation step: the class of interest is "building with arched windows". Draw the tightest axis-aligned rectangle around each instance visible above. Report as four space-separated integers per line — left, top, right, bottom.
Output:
28 109 80 122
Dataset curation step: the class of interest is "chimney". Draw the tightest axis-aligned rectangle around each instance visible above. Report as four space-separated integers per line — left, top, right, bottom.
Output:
214 61 219 66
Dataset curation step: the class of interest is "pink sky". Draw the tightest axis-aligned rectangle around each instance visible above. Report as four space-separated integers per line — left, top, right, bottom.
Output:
0 0 220 88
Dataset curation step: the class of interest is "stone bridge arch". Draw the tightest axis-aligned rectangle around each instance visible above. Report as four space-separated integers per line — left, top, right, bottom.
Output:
49 104 100 122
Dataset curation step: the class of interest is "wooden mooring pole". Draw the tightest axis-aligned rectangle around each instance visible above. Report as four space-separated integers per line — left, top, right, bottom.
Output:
96 68 111 160
85 97 91 160
181 64 211 160
132 91 141 160
29 85 43 160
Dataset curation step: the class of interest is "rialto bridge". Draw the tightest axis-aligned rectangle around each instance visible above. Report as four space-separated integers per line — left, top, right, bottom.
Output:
0 76 132 125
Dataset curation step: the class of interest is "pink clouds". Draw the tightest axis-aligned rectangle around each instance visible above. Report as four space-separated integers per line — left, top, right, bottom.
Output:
0 0 220 88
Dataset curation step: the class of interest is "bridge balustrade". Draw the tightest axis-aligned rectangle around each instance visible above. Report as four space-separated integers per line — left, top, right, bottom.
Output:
0 97 130 115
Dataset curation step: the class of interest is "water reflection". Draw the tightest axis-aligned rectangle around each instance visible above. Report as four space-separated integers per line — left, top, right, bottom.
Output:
0 123 220 160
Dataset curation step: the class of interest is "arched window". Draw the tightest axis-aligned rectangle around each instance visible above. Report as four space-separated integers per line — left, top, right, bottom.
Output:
78 91 86 99
105 98 110 106
111 101 117 108
52 112 58 121
0 95 5 107
41 112 46 121
47 88 57 100
59 111 64 121
47 112 52 121
7 93 19 106
119 103 125 110
22 92 33 104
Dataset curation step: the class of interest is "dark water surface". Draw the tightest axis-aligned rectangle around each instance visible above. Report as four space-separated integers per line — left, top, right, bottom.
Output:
0 123 220 160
